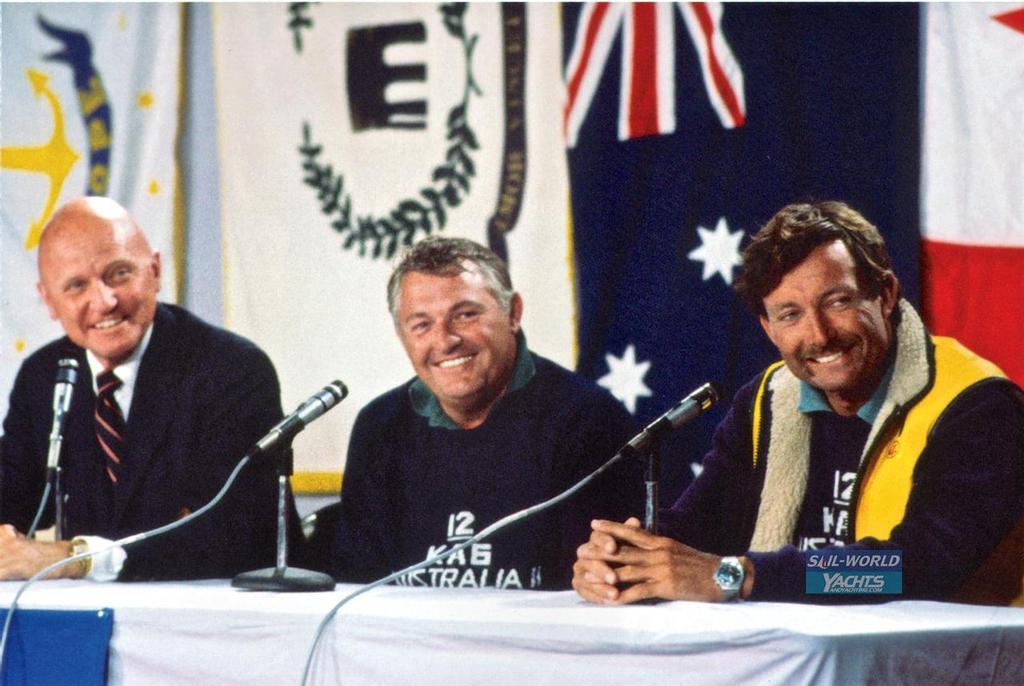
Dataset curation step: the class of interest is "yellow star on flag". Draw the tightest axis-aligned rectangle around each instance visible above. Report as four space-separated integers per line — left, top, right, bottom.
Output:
137 91 154 109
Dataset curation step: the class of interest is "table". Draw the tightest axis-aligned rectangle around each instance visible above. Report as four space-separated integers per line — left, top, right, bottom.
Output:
2 580 1023 685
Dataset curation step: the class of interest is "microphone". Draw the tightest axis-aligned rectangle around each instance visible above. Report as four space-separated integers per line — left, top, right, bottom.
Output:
624 381 721 455
46 358 79 470
234 380 347 593
247 380 348 459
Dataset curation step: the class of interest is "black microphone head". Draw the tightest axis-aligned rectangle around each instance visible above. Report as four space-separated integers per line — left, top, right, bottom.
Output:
56 357 79 384
626 380 723 453
699 381 721 407
254 379 351 459
327 380 348 402
662 381 722 430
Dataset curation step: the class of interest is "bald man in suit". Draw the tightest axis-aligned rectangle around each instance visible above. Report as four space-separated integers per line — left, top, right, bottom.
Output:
1 196 293 580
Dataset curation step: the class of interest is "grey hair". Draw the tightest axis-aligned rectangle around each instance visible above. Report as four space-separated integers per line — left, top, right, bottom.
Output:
387 236 514 323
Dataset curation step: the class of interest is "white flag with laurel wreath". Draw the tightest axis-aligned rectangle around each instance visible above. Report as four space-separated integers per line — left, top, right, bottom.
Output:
213 3 575 483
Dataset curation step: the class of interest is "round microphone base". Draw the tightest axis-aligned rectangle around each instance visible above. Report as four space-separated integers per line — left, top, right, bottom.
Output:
232 566 336 592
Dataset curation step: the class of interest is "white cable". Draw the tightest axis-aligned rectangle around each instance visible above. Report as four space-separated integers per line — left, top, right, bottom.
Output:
299 450 626 685
24 482 53 540
0 456 252 674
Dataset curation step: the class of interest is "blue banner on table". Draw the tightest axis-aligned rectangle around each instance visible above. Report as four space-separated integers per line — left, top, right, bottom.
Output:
563 3 921 502
0 608 113 685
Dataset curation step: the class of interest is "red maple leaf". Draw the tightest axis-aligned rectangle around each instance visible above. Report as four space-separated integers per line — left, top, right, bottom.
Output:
993 7 1024 35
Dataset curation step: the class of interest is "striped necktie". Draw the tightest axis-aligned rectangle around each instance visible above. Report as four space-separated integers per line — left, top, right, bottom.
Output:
95 371 126 484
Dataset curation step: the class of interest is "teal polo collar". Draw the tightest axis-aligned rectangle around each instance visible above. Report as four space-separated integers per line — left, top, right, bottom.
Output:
798 355 895 425
409 330 535 430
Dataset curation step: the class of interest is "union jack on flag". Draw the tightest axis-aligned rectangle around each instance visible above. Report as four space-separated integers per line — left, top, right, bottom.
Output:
564 2 746 146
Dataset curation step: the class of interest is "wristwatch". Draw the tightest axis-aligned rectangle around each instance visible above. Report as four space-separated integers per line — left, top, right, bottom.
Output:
714 556 745 601
69 536 93 577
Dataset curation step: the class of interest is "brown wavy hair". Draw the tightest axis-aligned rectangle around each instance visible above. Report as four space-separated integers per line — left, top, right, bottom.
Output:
734 201 895 316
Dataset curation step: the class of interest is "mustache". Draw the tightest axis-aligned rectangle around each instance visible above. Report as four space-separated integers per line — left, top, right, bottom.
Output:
799 334 856 360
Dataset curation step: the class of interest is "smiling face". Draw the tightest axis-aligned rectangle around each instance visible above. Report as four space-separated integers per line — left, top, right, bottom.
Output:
396 267 522 429
37 198 161 371
759 240 898 415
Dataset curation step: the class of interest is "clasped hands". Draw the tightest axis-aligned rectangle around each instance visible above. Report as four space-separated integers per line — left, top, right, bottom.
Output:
0 524 78 580
572 517 752 604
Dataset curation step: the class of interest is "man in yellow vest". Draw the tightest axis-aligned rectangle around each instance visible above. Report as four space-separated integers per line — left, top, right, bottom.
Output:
573 201 1024 605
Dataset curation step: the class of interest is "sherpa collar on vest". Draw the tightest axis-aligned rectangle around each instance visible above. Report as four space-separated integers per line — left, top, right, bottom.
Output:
748 299 930 552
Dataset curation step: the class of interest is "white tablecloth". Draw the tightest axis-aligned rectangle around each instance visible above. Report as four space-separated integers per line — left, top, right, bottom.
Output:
3 580 1023 685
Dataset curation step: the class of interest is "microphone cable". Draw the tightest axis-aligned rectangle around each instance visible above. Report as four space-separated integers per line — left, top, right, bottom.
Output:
299 380 720 684
0 455 253 675
2 376 349 675
24 483 53 540
299 449 628 685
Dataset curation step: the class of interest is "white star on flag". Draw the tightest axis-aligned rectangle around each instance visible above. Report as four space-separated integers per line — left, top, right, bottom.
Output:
597 344 652 414
687 217 744 284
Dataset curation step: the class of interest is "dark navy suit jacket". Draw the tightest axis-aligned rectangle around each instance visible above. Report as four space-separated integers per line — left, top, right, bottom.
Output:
1 304 293 580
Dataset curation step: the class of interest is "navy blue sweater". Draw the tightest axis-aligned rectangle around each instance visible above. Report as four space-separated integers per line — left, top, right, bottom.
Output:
332 353 640 589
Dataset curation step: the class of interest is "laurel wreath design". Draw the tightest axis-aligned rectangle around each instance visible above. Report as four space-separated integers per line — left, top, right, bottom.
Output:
287 3 313 53
298 3 482 259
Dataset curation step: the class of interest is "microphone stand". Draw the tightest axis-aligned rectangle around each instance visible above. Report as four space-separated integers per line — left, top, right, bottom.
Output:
42 356 77 542
618 437 661 535
643 442 660 535
52 467 66 541
232 444 335 592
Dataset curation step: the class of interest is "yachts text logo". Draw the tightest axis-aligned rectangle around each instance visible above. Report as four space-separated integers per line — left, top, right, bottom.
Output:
805 550 902 595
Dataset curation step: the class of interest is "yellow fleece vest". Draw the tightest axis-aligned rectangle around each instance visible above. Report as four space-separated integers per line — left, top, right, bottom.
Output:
753 337 1022 605
855 337 1005 539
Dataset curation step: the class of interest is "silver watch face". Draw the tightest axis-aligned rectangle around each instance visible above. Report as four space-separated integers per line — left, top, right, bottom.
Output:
715 557 744 592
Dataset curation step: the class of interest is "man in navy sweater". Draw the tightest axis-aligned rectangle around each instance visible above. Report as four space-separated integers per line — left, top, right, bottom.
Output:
332 237 639 590
574 201 1024 605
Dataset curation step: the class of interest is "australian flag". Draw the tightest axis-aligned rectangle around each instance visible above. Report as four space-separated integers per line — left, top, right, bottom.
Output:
563 3 921 503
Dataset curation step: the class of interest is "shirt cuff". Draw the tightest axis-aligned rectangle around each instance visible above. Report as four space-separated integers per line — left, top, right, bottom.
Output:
75 535 127 581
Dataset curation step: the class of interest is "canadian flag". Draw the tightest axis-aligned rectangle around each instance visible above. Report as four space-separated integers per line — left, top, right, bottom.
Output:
921 4 1024 385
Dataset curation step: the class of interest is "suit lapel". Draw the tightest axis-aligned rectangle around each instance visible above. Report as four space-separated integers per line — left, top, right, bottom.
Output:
115 305 180 524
